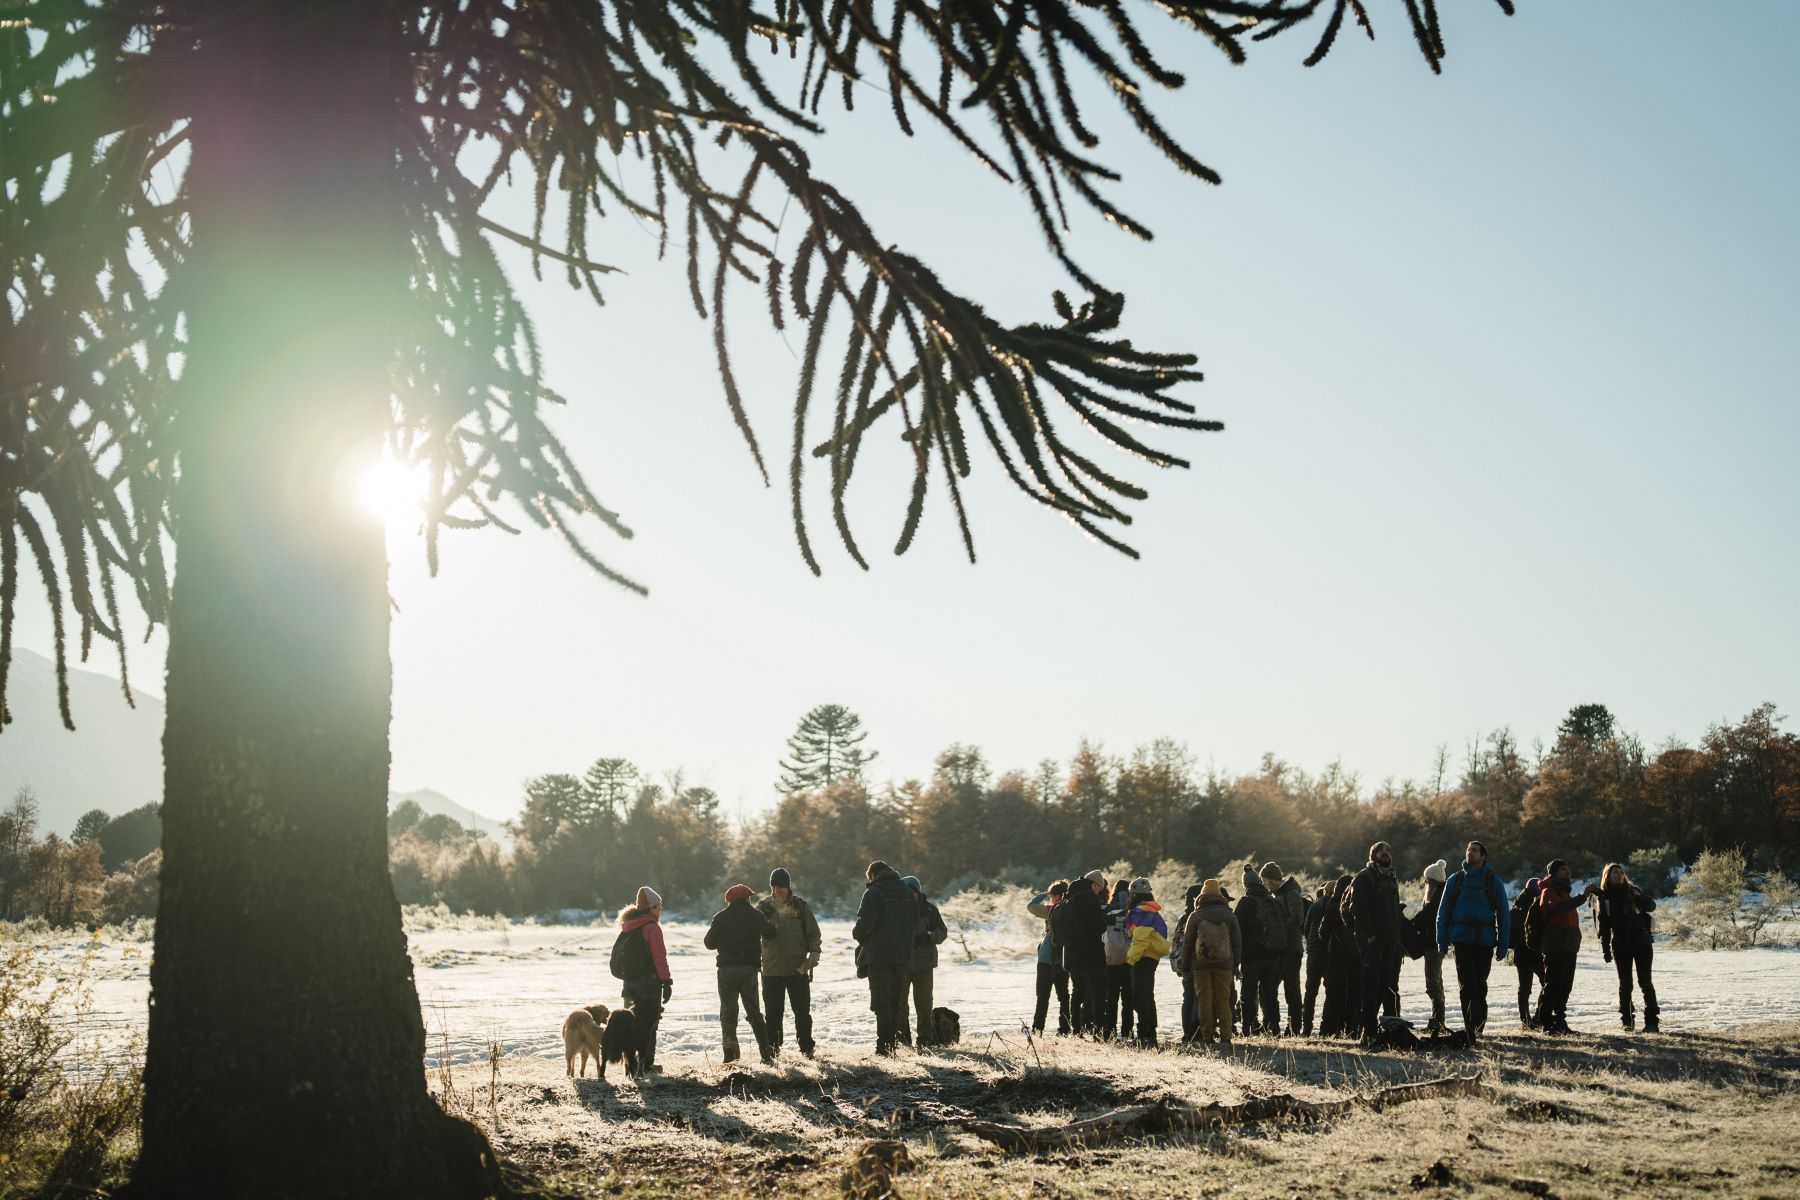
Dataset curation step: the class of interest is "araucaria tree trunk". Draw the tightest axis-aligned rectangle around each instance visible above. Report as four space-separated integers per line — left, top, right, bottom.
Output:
134 5 496 1196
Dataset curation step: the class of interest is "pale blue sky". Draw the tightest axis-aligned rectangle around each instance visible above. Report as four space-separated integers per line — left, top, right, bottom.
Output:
15 3 1799 823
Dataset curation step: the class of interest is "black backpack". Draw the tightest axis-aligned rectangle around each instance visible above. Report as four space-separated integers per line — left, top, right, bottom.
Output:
1049 899 1070 949
610 925 653 981
1244 893 1284 957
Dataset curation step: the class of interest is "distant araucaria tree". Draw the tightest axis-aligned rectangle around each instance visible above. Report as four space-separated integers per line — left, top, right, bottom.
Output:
780 703 878 793
1 0 1511 1194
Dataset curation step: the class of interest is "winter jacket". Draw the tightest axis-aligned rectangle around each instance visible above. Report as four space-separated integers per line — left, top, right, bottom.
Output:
911 898 949 972
1596 884 1655 958
1028 892 1061 966
1535 876 1584 956
1182 894 1241 972
1124 900 1170 965
853 867 922 967
1303 885 1331 958
1322 877 1357 958
1234 867 1285 962
1271 876 1307 955
757 893 823 977
1436 862 1509 954
619 910 672 983
1350 861 1404 950
705 896 778 968
1057 883 1110 970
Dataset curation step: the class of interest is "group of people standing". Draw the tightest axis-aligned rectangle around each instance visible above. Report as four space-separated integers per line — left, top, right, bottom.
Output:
1028 842 1662 1049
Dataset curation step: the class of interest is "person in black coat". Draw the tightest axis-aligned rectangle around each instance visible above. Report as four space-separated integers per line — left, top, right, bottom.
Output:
1596 862 1660 1032
704 883 778 1064
1056 871 1111 1037
852 860 922 1055
898 876 949 1046
1351 841 1404 1044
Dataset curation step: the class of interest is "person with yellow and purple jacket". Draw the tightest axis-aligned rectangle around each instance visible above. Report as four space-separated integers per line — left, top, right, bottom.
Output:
1123 877 1170 1048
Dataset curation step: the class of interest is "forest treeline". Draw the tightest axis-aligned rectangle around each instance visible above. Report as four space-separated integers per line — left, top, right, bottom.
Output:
6 701 1795 926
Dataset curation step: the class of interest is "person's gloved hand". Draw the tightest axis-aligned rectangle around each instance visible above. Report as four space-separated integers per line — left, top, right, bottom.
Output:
1603 950 1612 964
660 980 673 1004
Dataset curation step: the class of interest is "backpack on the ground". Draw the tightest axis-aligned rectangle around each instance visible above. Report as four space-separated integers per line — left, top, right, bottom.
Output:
933 1007 961 1044
1192 917 1232 968
610 925 653 981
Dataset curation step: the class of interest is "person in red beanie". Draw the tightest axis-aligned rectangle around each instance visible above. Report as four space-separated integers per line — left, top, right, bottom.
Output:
705 883 778 1063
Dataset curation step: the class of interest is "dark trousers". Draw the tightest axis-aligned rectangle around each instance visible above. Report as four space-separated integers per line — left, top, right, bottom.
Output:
1303 950 1327 1034
867 963 909 1053
1322 948 1357 1036
1279 948 1303 1032
1542 950 1578 1029
1451 943 1494 1035
621 978 664 1069
1514 948 1546 1025
1359 942 1400 1036
1240 958 1280 1034
1103 963 1134 1039
1614 944 1658 1018
762 973 813 1054
899 968 935 1045
1033 963 1070 1034
717 964 771 1062
1070 965 1107 1036
1180 972 1199 1041
1130 958 1158 1047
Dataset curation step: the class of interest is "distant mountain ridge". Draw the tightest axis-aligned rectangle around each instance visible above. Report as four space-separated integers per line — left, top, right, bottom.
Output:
3 647 508 844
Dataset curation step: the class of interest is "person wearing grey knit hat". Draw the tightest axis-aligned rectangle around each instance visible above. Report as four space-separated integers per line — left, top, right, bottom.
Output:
1416 859 1450 1033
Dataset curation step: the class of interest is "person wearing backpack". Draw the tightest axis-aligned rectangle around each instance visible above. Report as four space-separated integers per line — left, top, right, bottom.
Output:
1182 877 1241 1046
1510 876 1548 1029
704 883 778 1064
1235 864 1284 1036
1261 862 1307 1035
613 885 673 1073
853 860 922 1055
1320 873 1359 1037
1100 879 1135 1043
1301 881 1330 1036
1435 840 1509 1041
1027 881 1072 1036
1123 877 1170 1048
1059 871 1111 1037
1350 841 1404 1046
1596 862 1659 1032
897 876 949 1047
1533 859 1595 1035
758 868 822 1058
1170 883 1205 1042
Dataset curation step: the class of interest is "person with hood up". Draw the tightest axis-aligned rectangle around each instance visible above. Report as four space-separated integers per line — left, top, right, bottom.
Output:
853 860 922 1055
1181 878 1241 1046
1596 862 1659 1032
1531 859 1594 1035
898 876 950 1047
1235 864 1284 1036
1510 875 1548 1028
704 883 778 1064
1435 840 1509 1041
1261 862 1307 1035
1416 859 1450 1034
1027 881 1071 1035
1350 841 1404 1044
1169 883 1206 1042
1123 877 1170 1047
614 885 674 1073
758 867 823 1058
1101 878 1135 1043
1058 870 1111 1036
1301 880 1331 1036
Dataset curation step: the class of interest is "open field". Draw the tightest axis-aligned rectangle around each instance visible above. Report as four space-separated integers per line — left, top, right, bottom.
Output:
457 1021 1800 1199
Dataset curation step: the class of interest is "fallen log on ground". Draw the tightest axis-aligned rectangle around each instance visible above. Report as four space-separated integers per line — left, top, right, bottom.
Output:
961 1075 1491 1154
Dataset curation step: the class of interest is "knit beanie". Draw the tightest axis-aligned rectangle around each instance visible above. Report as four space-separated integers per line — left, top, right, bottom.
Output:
1423 859 1447 883
1369 841 1392 862
724 883 754 904
1259 861 1283 882
1083 869 1107 888
1546 858 1569 878
901 875 923 894
636 885 662 910
1200 878 1222 897
769 867 791 890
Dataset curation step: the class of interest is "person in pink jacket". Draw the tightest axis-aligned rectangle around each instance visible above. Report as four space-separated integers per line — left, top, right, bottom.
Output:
615 886 673 1072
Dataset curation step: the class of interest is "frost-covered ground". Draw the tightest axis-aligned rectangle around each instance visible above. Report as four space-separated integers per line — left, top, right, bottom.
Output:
18 912 1799 1068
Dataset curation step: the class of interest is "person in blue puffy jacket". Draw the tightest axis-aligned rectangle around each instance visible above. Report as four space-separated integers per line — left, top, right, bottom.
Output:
1435 839 1510 1041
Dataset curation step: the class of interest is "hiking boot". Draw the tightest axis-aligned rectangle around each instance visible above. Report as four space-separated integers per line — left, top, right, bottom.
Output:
1622 1011 1635 1031
1644 1012 1660 1033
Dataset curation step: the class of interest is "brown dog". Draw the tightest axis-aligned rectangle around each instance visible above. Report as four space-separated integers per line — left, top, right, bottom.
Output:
562 1004 612 1077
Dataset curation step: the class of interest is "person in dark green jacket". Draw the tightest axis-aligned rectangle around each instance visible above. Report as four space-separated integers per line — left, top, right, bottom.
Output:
757 867 822 1056
852 860 921 1055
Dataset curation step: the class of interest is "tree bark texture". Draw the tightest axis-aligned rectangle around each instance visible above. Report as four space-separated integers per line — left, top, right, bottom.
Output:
962 1075 1492 1154
133 5 496 1196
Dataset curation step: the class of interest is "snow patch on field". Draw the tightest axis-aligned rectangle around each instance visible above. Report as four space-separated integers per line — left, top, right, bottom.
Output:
17 917 1798 1069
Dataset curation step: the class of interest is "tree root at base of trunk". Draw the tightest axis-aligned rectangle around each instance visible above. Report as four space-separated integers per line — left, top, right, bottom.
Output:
961 1075 1491 1154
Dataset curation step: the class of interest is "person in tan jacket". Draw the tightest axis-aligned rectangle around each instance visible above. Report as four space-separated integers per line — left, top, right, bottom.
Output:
756 867 822 1057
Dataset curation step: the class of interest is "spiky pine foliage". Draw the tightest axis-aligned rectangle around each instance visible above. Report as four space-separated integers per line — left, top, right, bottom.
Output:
0 0 1514 727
